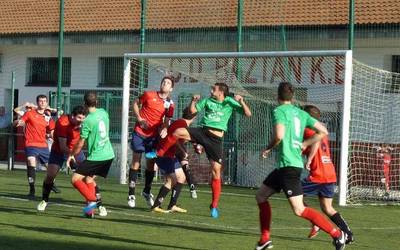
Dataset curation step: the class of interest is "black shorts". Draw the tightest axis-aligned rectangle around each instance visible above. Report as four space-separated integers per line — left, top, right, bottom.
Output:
75 159 114 178
263 167 303 198
187 127 223 164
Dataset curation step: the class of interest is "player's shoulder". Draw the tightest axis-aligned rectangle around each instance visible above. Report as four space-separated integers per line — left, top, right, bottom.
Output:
58 115 70 124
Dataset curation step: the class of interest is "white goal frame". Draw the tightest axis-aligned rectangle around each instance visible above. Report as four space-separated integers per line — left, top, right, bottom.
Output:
120 50 353 206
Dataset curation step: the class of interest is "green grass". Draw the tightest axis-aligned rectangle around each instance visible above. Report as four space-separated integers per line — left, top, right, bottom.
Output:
0 170 399 250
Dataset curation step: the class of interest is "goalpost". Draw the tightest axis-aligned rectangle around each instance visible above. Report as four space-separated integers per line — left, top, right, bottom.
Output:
120 50 354 205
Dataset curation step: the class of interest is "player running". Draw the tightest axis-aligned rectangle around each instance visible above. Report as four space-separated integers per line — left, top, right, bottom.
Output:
256 82 346 250
302 105 354 244
147 82 251 218
37 105 87 212
67 91 114 218
128 76 175 208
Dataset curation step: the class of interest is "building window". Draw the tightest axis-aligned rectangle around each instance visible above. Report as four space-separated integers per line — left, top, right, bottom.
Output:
391 55 400 93
26 57 71 86
99 57 148 88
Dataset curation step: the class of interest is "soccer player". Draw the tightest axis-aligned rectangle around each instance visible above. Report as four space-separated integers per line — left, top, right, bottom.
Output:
15 95 55 199
255 82 346 250
128 76 175 208
151 108 197 213
36 106 88 211
67 91 114 218
150 82 252 218
175 142 199 199
302 105 354 244
374 144 394 196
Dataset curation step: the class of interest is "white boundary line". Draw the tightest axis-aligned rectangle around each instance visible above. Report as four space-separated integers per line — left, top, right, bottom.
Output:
1 195 399 231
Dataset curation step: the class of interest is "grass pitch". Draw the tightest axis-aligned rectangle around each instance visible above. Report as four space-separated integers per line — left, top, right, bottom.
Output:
0 170 399 249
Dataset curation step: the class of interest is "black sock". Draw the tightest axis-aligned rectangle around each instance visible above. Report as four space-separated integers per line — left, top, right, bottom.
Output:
143 170 155 194
168 182 183 210
42 181 53 202
95 185 102 206
152 185 170 209
128 169 138 196
330 212 352 235
27 166 36 193
182 164 195 190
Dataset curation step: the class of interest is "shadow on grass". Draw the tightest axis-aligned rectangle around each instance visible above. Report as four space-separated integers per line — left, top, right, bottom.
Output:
0 222 203 250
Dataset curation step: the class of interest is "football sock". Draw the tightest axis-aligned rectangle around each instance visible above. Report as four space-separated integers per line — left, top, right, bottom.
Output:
73 180 96 202
143 170 155 194
152 185 170 209
330 212 352 235
168 182 183 209
27 166 36 193
128 168 138 196
182 164 195 190
211 178 221 208
258 201 272 243
95 185 102 206
301 207 341 238
42 181 53 202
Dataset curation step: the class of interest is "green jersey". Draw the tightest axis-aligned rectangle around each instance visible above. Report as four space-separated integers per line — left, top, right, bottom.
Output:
195 96 244 132
80 108 115 161
273 104 317 169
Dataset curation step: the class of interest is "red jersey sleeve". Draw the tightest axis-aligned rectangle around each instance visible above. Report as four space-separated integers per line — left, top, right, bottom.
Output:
139 91 150 105
47 118 56 132
56 116 69 138
304 127 316 140
20 110 31 122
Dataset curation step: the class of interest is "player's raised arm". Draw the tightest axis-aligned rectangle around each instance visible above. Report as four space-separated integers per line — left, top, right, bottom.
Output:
302 121 328 149
234 95 252 117
190 94 200 114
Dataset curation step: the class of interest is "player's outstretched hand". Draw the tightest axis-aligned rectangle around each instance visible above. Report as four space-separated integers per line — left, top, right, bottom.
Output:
234 94 243 102
192 95 200 102
261 148 271 158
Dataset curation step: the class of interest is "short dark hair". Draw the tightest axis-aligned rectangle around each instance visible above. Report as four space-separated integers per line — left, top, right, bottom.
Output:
277 82 294 101
182 107 196 120
303 105 321 120
36 94 47 103
215 82 229 97
84 91 97 108
161 76 175 88
71 105 88 116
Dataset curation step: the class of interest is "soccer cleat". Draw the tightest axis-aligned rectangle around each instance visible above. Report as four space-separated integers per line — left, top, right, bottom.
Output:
308 225 320 239
169 205 187 213
83 201 97 214
98 206 108 217
51 184 61 193
255 240 273 250
210 207 219 218
145 151 157 159
142 192 155 207
127 195 136 208
37 200 47 211
332 231 347 250
152 206 170 214
345 233 355 245
190 189 198 199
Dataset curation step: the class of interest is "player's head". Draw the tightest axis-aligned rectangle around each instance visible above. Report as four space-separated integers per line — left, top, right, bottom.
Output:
36 94 48 110
160 76 174 94
84 91 97 108
303 105 321 120
182 107 197 124
71 105 88 125
211 82 229 99
277 82 294 102
0 106 5 116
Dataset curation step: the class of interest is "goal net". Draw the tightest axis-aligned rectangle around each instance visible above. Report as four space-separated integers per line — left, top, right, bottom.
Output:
121 51 358 204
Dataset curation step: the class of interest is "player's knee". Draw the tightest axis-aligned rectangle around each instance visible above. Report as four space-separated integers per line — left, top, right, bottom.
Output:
293 207 305 217
321 205 336 216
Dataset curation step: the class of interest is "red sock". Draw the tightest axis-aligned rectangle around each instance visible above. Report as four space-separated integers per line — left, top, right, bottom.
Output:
86 182 96 201
157 133 178 157
258 201 272 243
73 180 96 202
301 207 341 238
211 178 221 208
